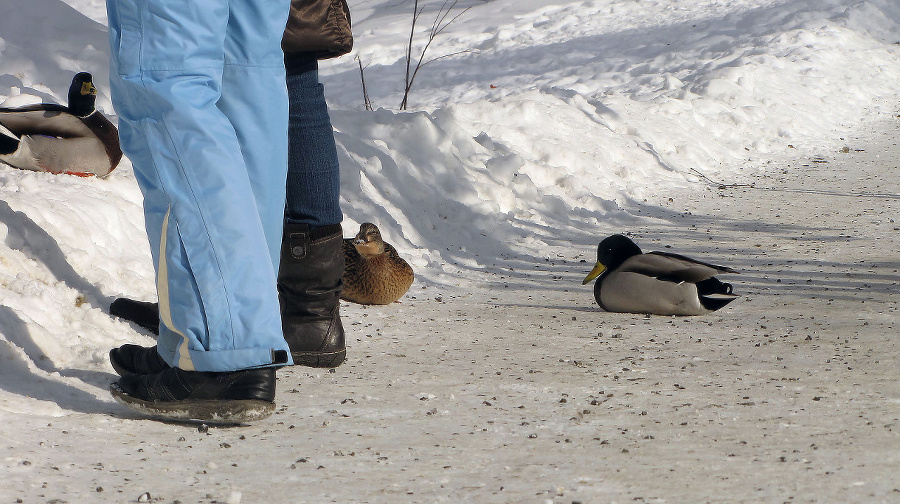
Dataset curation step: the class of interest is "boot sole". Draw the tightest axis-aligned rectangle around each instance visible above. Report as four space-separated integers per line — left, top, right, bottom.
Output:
110 384 275 425
292 349 346 368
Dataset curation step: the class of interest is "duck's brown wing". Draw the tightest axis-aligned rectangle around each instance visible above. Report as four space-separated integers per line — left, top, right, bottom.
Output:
383 242 414 278
342 238 362 273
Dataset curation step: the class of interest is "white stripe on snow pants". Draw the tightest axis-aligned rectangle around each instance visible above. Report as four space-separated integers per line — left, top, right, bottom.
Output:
106 0 293 371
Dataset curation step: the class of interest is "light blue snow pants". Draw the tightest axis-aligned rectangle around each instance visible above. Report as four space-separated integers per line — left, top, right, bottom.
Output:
106 0 293 371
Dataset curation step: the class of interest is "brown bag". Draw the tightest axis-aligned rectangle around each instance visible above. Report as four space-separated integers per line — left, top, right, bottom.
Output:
282 0 353 60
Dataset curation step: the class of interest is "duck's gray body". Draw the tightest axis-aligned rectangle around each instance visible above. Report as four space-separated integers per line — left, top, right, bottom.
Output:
584 235 739 316
0 73 122 177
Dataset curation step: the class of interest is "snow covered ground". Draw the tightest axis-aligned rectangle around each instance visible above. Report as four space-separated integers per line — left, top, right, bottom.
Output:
1 0 898 502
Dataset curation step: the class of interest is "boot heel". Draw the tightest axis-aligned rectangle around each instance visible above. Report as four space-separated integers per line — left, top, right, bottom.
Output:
292 349 346 368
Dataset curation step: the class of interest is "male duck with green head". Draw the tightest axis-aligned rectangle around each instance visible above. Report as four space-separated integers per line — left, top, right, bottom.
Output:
0 72 122 177
583 234 739 316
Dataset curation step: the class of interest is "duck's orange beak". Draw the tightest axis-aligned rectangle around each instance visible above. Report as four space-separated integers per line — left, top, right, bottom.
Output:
354 240 381 257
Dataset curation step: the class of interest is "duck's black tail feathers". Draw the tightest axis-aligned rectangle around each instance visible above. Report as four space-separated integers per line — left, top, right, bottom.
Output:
696 277 739 311
0 123 20 155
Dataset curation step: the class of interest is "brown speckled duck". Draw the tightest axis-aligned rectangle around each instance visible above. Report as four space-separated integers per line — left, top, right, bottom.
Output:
0 72 122 178
341 222 414 305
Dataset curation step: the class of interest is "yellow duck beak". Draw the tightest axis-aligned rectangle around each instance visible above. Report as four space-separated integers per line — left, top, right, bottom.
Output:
582 262 607 285
81 81 97 96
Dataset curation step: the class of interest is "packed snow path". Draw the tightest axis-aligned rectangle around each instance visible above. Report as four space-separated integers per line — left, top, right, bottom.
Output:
3 121 897 504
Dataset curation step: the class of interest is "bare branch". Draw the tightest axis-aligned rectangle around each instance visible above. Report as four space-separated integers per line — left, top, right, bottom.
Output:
421 49 476 67
400 0 471 110
357 56 373 111
403 0 423 107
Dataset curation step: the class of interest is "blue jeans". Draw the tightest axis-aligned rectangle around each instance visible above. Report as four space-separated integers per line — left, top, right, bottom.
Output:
285 55 342 228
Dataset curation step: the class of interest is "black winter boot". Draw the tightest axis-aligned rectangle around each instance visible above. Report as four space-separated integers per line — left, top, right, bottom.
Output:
110 298 160 334
110 367 277 424
279 223 346 368
110 344 169 376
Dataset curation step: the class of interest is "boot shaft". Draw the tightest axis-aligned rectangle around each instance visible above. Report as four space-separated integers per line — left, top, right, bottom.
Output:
279 223 344 309
278 223 346 366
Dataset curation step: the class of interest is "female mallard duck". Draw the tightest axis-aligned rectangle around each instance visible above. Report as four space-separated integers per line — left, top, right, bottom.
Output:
582 234 739 316
341 222 414 305
0 72 122 178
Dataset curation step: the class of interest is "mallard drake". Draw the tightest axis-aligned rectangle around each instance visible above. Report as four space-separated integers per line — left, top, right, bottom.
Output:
0 72 122 178
582 234 739 315
341 222 414 305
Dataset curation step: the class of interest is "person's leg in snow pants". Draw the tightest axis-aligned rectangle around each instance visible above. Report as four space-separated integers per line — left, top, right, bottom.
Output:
105 0 292 422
